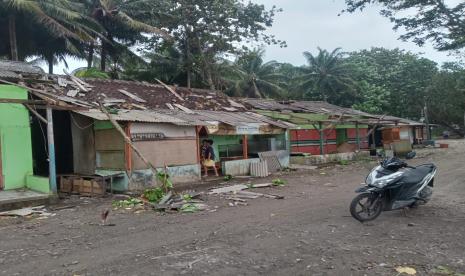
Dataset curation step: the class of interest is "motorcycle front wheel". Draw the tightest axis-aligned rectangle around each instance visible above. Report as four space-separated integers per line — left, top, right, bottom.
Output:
350 193 383 222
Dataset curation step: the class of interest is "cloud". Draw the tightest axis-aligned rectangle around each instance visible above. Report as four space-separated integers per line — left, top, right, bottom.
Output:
255 0 455 65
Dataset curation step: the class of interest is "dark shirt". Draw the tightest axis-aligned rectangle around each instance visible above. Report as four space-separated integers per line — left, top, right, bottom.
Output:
204 145 215 160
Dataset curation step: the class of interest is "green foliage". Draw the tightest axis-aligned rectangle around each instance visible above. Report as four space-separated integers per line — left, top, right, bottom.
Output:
339 160 349 166
143 187 165 203
180 203 200 213
224 175 233 181
156 171 173 190
75 68 110 79
112 198 143 208
182 194 192 201
222 49 287 98
299 48 357 105
272 178 286 186
344 1 465 51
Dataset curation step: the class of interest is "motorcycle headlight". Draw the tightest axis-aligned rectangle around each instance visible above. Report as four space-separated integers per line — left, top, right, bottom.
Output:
370 172 403 188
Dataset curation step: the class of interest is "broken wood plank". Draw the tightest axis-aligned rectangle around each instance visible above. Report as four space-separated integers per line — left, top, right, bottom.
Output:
236 190 284 199
250 183 272 188
166 103 175 110
155 78 184 101
103 98 126 104
228 99 246 108
118 89 147 103
226 197 247 202
131 103 147 110
173 103 193 113
158 191 173 205
222 106 238 112
209 184 249 195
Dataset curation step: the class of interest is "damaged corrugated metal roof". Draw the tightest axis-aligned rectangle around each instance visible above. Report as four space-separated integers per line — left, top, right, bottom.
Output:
38 78 250 112
75 108 294 128
0 61 45 79
241 98 373 117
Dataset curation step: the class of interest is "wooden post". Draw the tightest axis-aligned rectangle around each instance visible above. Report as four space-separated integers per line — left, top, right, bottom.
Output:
196 126 201 163
243 135 248 159
355 121 361 150
318 122 324 155
46 107 57 193
125 123 132 173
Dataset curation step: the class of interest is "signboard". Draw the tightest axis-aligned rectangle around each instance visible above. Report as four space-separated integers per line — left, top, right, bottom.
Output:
236 124 260 135
131 132 166 141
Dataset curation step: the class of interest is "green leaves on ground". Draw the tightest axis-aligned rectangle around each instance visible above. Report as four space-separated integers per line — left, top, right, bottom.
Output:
272 178 286 186
143 187 165 203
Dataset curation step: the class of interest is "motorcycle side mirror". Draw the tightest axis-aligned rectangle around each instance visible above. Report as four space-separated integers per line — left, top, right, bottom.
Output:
406 151 416 160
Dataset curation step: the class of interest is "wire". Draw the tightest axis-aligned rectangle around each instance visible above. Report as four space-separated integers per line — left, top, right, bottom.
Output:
70 113 94 130
31 103 49 158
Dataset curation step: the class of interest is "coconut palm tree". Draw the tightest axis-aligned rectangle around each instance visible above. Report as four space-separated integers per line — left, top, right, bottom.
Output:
83 0 169 71
300 47 356 102
0 0 98 61
223 49 287 98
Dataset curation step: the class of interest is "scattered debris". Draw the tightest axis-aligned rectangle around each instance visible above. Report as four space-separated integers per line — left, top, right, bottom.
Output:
118 89 147 103
237 190 284 200
0 206 54 218
250 183 272 188
209 184 249 194
395 266 417 275
181 203 208 213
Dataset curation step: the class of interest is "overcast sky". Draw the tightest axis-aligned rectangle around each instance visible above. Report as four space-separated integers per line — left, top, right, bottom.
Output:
253 0 456 65
44 0 456 72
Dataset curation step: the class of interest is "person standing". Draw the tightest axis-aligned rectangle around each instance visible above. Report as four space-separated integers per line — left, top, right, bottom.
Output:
202 139 219 177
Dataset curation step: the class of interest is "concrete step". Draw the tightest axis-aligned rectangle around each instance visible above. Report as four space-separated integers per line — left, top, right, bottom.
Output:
0 189 51 212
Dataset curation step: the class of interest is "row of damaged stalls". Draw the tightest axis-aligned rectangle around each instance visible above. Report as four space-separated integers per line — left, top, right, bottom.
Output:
253 110 371 155
32 108 291 194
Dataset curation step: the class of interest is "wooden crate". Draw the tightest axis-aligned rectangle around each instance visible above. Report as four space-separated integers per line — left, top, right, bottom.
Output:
73 179 104 196
60 177 73 193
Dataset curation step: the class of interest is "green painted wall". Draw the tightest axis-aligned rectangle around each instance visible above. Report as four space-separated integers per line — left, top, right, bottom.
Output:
208 135 243 161
0 85 49 192
94 120 114 130
26 175 50 193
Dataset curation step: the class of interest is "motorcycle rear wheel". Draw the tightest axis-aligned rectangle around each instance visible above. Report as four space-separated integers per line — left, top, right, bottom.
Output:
350 193 383 222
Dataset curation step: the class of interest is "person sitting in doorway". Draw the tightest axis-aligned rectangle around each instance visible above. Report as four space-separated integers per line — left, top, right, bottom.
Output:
202 139 219 177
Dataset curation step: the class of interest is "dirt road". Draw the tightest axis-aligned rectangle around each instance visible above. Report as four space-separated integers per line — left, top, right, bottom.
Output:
1 141 464 275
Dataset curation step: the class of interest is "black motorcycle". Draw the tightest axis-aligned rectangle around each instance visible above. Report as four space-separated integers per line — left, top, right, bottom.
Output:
350 152 437 222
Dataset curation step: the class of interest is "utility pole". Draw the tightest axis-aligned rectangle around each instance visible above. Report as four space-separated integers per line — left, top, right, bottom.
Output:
424 99 431 141
46 107 57 193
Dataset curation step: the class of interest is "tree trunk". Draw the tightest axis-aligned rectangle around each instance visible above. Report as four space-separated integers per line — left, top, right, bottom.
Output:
47 55 54 74
87 42 94 69
205 65 215 90
187 69 191 89
8 14 18 61
100 42 106 72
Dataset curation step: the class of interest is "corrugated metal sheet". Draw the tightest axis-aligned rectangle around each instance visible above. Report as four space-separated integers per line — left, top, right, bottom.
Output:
0 61 44 75
75 108 293 129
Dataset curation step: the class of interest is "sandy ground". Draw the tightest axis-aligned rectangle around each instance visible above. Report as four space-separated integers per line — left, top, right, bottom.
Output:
0 140 464 276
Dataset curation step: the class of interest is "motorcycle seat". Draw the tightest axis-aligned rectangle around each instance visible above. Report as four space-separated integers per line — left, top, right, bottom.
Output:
401 165 435 185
